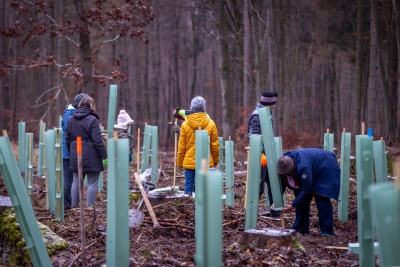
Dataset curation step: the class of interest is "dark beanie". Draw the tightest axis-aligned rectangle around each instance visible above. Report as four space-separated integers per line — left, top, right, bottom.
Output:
73 93 88 107
277 156 294 175
260 91 278 106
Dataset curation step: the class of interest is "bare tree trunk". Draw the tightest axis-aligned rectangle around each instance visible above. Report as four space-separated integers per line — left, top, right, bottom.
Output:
243 0 251 109
392 0 400 141
74 0 94 95
371 0 394 139
250 2 265 96
266 0 278 134
354 0 364 133
367 0 381 134
214 0 235 139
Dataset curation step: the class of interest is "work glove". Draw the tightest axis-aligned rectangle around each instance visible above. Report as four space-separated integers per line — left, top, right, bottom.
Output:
261 153 267 167
171 108 187 121
172 125 181 134
103 159 108 169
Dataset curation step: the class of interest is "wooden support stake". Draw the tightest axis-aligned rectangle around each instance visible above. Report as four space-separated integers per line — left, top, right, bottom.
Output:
173 131 177 191
281 210 285 228
137 127 141 175
134 172 160 227
327 128 329 133
361 122 365 135
2 130 7 136
244 147 250 209
76 137 86 267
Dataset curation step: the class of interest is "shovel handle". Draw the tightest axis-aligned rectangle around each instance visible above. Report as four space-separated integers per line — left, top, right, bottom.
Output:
173 132 177 190
134 172 160 227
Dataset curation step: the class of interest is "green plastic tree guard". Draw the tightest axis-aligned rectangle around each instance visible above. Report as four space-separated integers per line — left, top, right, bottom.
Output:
274 137 282 159
258 107 283 209
107 85 118 139
25 133 34 201
106 138 130 267
0 136 52 267
55 129 64 221
218 137 224 172
274 137 286 206
324 133 334 152
195 130 210 250
150 126 159 183
37 121 46 177
140 124 152 174
348 135 375 267
18 121 26 172
373 140 389 183
245 134 262 230
338 132 351 222
369 182 400 267
225 140 234 207
44 130 56 213
195 168 223 267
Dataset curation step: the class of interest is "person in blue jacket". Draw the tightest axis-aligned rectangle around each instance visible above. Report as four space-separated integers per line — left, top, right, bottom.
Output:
61 93 88 210
276 148 340 236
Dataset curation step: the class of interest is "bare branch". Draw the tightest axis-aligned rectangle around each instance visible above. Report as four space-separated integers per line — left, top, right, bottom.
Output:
103 34 121 44
35 84 63 105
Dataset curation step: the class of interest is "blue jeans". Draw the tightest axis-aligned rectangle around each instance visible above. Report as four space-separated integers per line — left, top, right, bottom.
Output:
184 169 195 195
63 159 73 209
292 191 334 235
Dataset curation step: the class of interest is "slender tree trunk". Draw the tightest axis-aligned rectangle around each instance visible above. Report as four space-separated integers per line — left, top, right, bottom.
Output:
74 0 94 95
367 0 381 133
371 0 394 139
250 4 262 96
266 0 278 134
355 0 365 133
243 0 251 109
214 0 235 139
392 0 400 142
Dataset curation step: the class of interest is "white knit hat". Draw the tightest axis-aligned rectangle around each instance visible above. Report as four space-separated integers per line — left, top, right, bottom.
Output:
115 110 134 128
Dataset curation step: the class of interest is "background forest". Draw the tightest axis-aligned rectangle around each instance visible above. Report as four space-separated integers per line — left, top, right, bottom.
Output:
1 0 400 152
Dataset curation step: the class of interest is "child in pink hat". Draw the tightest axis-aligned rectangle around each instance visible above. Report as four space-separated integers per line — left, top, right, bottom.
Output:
114 110 134 162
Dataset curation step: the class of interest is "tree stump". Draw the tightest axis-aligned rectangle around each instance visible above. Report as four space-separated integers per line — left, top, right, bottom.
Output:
239 228 299 250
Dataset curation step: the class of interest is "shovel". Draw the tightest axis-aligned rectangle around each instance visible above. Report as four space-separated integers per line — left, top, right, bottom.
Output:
129 180 156 228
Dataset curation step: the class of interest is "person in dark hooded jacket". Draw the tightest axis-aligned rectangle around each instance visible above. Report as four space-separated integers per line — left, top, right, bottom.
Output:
66 96 107 207
277 148 340 236
61 93 88 210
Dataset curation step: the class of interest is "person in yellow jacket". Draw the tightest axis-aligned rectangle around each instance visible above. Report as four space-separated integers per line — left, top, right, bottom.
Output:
177 96 219 195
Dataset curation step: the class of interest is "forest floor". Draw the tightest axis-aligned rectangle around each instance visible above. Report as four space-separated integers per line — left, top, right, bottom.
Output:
0 151 383 267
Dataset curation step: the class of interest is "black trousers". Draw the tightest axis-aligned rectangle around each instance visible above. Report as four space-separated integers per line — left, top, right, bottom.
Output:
259 165 273 204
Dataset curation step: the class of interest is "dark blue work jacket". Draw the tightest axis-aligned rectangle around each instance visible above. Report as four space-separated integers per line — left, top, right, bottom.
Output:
283 148 340 208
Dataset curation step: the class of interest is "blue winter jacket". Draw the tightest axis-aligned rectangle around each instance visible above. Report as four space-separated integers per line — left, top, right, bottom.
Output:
62 104 75 159
282 148 340 208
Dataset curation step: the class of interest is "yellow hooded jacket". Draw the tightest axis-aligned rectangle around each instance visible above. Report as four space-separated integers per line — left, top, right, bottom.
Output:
177 112 219 169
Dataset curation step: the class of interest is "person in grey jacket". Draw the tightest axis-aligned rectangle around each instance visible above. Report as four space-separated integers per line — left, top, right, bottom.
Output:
277 148 340 236
66 95 107 208
61 93 88 210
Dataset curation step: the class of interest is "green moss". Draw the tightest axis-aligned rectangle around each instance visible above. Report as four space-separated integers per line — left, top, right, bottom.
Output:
129 192 140 202
0 208 68 266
